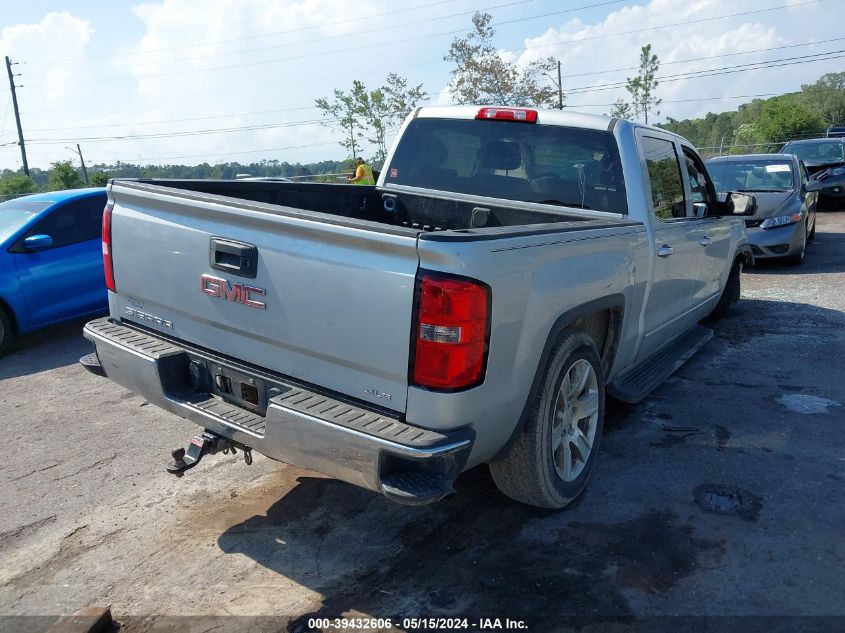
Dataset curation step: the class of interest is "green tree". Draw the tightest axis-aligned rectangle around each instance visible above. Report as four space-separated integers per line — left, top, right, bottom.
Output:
609 98 633 119
89 172 110 187
625 44 661 124
755 96 825 145
799 72 845 127
0 174 38 195
316 75 427 164
444 12 559 107
47 160 83 191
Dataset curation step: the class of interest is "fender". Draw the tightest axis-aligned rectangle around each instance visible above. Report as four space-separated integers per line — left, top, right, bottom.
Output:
490 293 626 463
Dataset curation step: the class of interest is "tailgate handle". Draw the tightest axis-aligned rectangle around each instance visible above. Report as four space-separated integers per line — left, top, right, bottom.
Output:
209 238 258 279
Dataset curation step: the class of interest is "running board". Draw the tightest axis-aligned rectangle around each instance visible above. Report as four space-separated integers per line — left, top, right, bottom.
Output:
608 325 713 403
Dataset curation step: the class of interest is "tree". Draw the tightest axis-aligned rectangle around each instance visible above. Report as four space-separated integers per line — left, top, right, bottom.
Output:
90 172 110 187
444 12 560 107
316 75 427 164
755 97 825 145
609 98 633 119
47 160 83 191
0 174 38 196
799 72 845 127
624 44 662 124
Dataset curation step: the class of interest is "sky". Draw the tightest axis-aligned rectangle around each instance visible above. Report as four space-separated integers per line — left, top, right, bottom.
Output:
0 0 841 170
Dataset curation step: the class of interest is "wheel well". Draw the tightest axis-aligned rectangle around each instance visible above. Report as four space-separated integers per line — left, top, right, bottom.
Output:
568 308 623 379
490 297 624 463
0 296 18 334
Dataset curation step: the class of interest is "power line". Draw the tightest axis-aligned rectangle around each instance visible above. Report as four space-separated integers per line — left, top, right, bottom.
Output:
22 0 545 75
21 0 463 65
22 0 784 88
92 140 342 164
25 117 341 145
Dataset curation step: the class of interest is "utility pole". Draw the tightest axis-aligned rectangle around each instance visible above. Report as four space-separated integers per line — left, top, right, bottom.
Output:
65 145 89 185
545 60 564 110
5 56 29 176
557 60 563 110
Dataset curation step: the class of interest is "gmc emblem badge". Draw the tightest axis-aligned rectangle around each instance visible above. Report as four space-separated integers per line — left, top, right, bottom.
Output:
200 274 266 310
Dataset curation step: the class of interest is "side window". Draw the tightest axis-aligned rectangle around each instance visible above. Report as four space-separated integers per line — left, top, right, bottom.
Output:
24 195 105 249
641 136 686 221
682 147 717 209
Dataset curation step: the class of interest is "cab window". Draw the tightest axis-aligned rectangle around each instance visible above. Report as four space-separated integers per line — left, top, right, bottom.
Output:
641 136 686 221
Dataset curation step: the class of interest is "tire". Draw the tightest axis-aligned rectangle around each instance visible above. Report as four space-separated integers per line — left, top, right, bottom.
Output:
490 330 605 509
786 226 807 265
708 259 742 321
0 307 11 356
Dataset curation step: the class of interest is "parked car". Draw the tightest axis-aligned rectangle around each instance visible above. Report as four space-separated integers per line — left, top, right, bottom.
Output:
825 127 845 138
707 154 819 264
80 107 755 509
780 137 845 209
0 188 108 353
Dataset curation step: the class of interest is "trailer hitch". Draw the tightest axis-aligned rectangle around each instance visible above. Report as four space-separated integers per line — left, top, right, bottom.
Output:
167 430 253 476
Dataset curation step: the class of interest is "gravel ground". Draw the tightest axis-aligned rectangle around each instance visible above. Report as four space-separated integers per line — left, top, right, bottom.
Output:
1 213 844 632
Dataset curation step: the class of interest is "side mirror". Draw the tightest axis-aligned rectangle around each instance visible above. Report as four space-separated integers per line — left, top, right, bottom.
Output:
712 192 757 216
23 234 53 251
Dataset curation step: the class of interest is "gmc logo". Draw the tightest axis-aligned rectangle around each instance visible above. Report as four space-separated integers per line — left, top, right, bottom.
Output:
200 274 266 310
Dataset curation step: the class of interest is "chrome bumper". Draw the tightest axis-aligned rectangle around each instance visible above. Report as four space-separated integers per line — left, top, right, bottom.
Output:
83 318 472 503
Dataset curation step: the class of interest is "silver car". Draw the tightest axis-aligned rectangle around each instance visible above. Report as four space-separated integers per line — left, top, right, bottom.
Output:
707 153 817 265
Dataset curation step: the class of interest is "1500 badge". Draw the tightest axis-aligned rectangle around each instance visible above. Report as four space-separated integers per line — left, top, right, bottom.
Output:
200 274 266 309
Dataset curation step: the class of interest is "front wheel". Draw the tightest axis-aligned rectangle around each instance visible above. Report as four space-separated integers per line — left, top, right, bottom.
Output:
0 307 11 356
490 331 605 509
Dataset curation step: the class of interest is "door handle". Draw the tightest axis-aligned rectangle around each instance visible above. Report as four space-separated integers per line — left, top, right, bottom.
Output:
699 236 712 247
657 245 675 258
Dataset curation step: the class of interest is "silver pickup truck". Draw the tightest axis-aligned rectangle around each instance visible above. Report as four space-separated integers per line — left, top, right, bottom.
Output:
81 106 754 509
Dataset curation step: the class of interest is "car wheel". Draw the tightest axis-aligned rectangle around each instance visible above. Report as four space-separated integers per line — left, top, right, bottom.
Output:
0 307 12 356
490 330 605 509
787 227 807 265
708 260 742 321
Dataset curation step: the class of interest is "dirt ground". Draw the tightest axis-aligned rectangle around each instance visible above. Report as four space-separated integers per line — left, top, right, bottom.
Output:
1 213 844 633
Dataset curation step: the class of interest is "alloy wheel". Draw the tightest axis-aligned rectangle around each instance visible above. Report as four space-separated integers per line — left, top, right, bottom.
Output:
551 358 600 482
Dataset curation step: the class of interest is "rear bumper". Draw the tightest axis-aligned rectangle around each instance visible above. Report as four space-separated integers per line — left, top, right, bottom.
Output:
83 318 472 503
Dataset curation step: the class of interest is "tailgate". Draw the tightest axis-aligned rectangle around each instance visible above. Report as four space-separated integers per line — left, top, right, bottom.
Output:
108 181 419 412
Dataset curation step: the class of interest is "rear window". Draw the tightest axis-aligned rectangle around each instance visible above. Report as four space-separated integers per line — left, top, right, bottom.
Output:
707 160 795 192
782 141 844 163
384 118 627 214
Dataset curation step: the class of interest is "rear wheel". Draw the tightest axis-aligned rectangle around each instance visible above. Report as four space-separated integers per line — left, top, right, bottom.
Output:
0 307 11 356
490 331 605 509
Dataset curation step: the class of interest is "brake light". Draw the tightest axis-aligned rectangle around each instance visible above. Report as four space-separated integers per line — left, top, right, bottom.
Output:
475 107 538 123
102 203 115 291
412 273 490 390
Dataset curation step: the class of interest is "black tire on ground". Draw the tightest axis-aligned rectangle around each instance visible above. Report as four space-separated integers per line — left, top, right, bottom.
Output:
0 306 11 356
787 225 807 265
708 259 743 321
490 330 605 509
807 219 816 242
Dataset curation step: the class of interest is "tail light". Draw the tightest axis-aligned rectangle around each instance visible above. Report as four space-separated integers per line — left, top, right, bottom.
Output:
102 203 115 291
411 272 490 391
475 107 538 123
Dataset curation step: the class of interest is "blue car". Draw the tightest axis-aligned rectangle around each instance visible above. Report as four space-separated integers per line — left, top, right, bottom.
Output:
0 188 108 353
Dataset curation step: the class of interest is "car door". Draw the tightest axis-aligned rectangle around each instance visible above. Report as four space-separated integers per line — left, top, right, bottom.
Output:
11 194 107 327
637 134 706 361
680 145 733 313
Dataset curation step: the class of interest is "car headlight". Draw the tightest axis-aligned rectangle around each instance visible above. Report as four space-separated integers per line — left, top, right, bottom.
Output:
760 213 802 229
832 167 845 176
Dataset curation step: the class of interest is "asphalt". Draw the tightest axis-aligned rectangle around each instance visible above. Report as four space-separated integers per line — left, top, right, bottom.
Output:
1 213 844 633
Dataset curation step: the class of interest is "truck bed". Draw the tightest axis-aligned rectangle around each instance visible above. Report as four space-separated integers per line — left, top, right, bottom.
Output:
120 179 627 233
